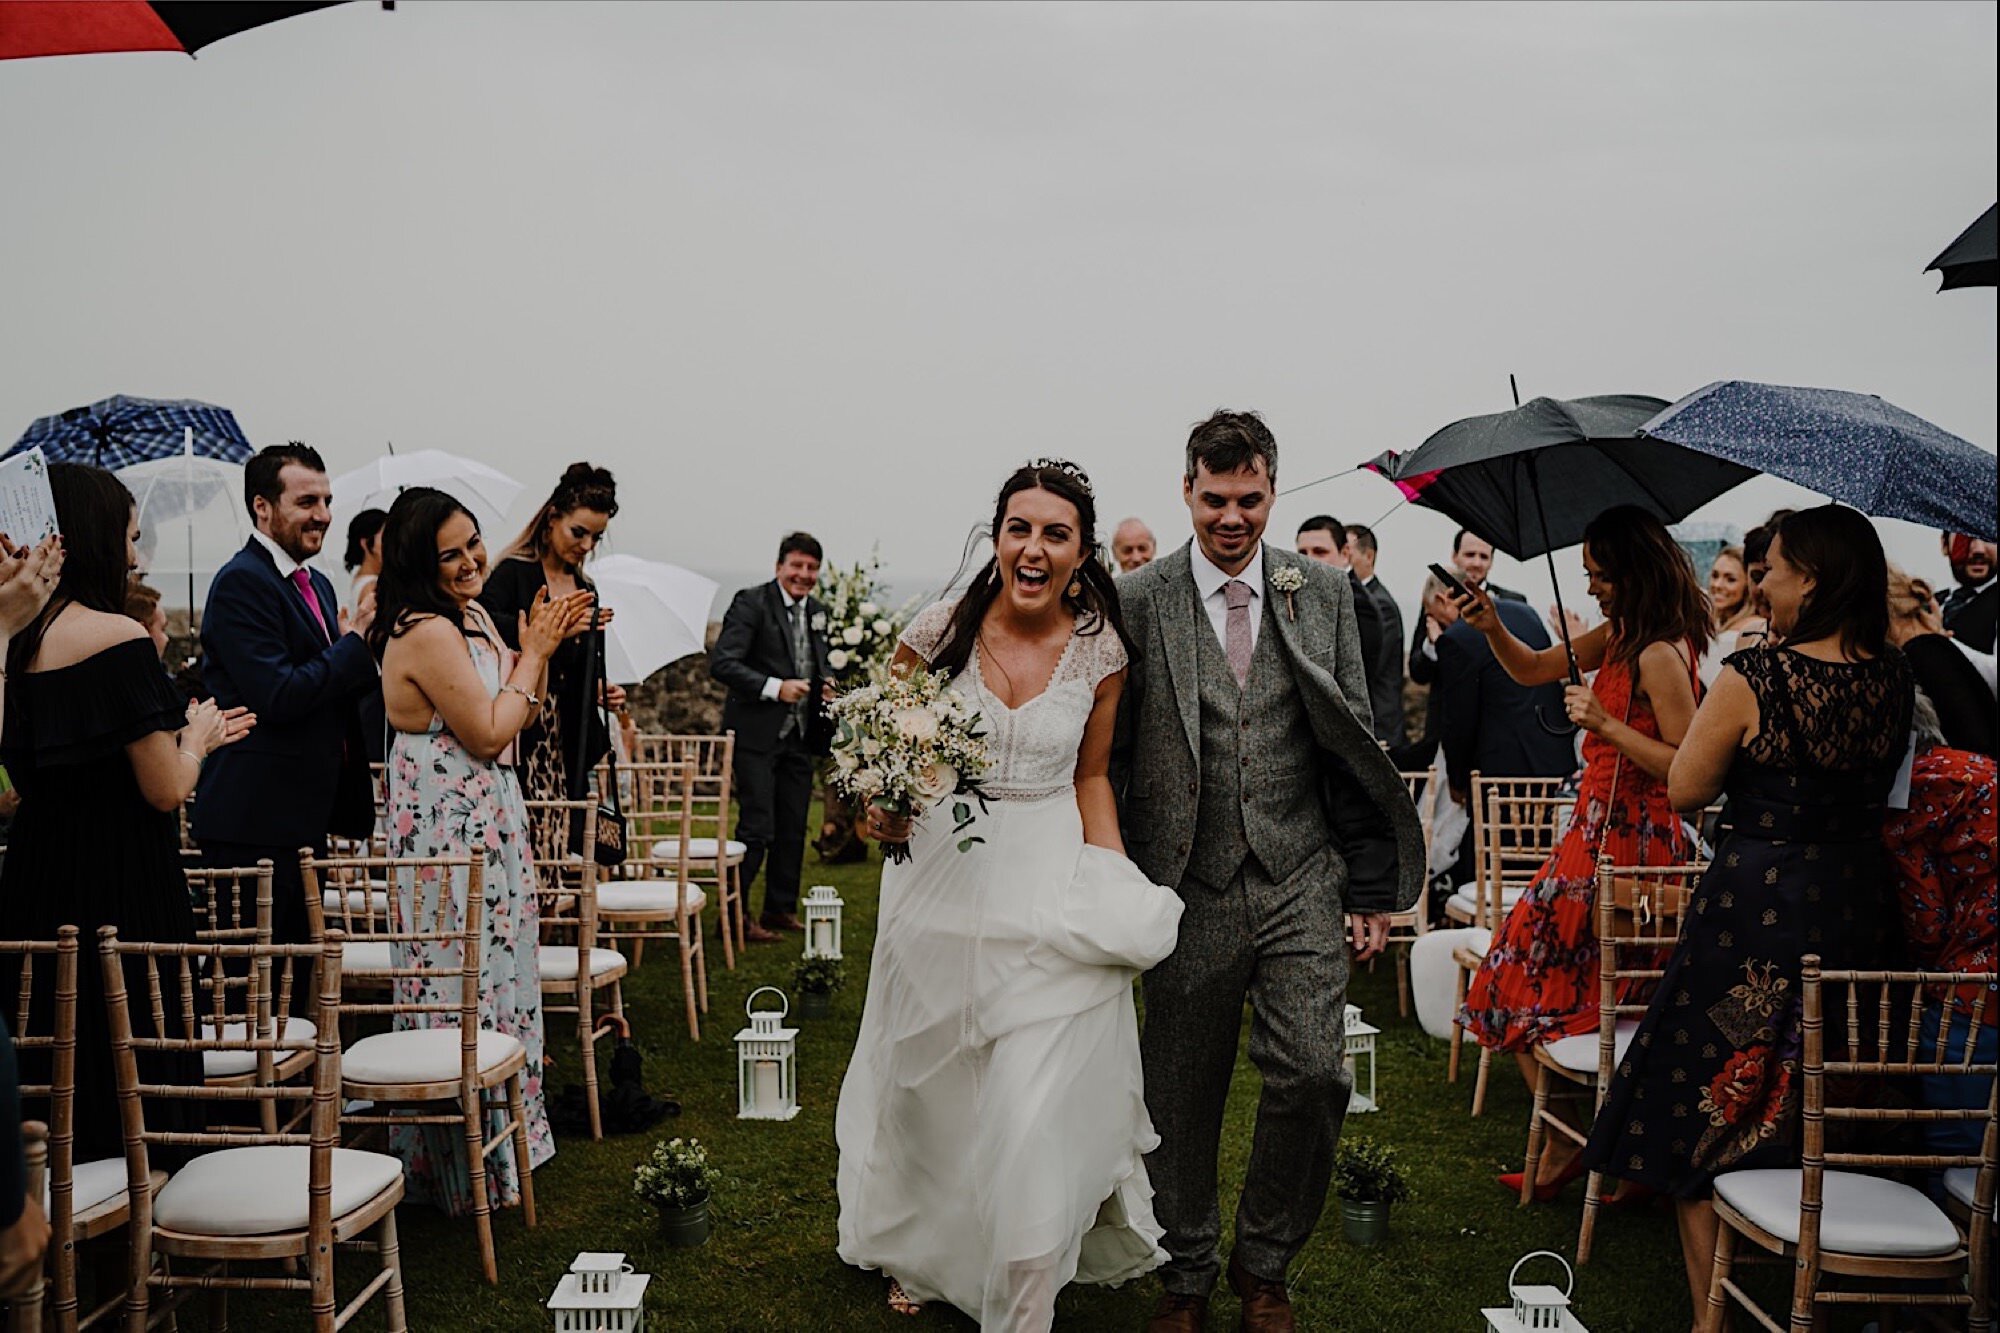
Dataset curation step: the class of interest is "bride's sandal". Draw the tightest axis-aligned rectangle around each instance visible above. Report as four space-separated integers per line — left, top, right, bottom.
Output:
887 1278 922 1316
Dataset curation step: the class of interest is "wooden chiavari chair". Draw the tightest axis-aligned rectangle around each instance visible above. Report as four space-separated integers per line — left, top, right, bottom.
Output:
1520 857 1700 1263
97 927 406 1333
1385 769 1438 1019
1704 959 1996 1333
632 732 747 967
300 849 400 1020
186 862 316 1135
301 852 536 1285
524 800 627 1141
1 928 147 1333
1449 777 1569 1116
600 760 707 1040
9 1121 48 1333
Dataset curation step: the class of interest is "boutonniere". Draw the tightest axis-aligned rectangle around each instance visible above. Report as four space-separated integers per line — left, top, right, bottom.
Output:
1270 565 1304 622
810 613 827 633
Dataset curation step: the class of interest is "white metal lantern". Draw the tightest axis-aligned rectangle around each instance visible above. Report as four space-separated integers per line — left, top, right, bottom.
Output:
547 1251 650 1331
802 884 844 960
734 986 800 1121
1482 1251 1588 1332
1343 1002 1380 1113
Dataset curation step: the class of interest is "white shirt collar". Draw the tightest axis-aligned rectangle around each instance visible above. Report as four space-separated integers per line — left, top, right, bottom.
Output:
1191 543 1264 602
251 529 304 581
775 582 805 611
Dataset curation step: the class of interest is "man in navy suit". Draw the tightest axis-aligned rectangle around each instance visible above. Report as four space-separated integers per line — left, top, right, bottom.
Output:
710 532 833 942
194 443 379 979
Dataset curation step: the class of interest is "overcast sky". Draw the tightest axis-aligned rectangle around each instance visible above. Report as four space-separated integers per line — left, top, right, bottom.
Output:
3 1 1994 623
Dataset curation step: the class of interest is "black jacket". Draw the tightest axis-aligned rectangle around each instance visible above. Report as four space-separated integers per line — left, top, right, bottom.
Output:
709 582 834 754
1359 575 1406 744
478 557 612 791
1942 582 1999 655
1435 601 1577 785
1904 634 1997 758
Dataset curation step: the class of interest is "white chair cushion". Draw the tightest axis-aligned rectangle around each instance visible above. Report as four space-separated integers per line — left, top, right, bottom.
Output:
1713 1168 1962 1257
44 1157 129 1216
201 1018 317 1077
651 837 745 861
1543 1019 1640 1074
339 941 394 974
321 887 390 915
597 883 705 915
538 946 628 982
153 1146 401 1236
1446 885 1525 921
1411 927 1489 1040
342 1028 524 1085
1942 1166 1980 1214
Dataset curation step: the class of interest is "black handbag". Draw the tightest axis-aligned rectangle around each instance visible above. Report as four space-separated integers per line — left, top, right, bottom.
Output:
567 591 628 868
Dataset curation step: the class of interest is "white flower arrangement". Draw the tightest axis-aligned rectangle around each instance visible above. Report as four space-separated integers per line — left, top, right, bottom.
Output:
1270 564 1305 621
815 551 913 680
632 1137 720 1210
828 666 991 864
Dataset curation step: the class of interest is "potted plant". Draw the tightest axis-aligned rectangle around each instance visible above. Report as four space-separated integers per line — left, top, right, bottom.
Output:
1333 1136 1409 1248
632 1137 720 1247
792 955 847 1020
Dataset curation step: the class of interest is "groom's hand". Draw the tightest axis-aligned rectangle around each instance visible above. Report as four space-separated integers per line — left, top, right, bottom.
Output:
1347 912 1390 963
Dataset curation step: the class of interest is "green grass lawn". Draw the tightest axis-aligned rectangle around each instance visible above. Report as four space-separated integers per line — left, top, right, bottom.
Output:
232 810 1817 1331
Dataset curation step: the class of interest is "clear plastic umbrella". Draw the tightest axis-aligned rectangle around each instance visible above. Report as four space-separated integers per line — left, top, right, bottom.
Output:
330 448 524 541
117 429 249 623
587 554 718 685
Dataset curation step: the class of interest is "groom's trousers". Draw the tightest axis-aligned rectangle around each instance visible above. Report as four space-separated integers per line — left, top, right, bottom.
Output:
1140 848 1353 1297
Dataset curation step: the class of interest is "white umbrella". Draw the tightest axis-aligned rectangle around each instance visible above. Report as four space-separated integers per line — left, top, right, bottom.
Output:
330 449 524 540
117 429 249 622
587 554 717 684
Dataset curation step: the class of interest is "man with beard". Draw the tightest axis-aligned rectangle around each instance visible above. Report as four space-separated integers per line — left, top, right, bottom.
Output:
194 444 378 995
1940 531 1998 654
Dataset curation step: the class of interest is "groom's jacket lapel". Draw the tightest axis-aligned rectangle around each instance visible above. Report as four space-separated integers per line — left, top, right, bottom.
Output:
1155 545 1203 766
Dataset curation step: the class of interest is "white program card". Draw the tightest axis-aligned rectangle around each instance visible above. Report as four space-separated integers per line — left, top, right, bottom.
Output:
0 448 60 545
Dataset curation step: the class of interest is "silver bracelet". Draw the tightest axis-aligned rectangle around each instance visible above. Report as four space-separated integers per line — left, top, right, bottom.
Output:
500 683 540 706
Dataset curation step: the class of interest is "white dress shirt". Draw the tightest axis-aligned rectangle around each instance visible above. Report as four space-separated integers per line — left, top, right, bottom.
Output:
1191 543 1264 656
760 585 807 701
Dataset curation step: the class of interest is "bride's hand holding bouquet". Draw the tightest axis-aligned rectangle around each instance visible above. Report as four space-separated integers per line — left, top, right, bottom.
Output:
828 665 991 864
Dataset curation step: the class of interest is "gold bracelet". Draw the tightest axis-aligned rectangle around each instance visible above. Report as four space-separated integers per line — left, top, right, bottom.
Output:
500 683 540 707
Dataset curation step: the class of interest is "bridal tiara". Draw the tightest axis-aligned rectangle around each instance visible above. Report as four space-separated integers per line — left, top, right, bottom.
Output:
1026 457 1094 497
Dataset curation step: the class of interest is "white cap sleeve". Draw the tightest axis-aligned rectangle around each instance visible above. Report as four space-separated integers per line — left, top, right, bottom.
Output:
898 599 959 664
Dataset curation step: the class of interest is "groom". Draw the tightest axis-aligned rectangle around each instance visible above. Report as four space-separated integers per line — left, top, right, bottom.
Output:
1116 411 1424 1332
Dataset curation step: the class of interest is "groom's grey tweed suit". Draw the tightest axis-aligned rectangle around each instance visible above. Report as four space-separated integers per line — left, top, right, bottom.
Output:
1115 542 1424 1296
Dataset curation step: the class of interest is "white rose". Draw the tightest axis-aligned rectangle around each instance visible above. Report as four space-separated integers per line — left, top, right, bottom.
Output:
894 707 940 742
860 601 879 617
872 618 892 636
828 649 851 670
852 768 885 799
860 736 882 758
843 625 865 646
811 613 827 632
913 761 957 803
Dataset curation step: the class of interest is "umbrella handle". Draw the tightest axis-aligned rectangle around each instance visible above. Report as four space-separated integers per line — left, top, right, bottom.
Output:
1537 704 1579 738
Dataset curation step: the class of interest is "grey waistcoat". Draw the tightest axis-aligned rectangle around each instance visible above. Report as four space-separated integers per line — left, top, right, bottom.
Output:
1185 587 1331 889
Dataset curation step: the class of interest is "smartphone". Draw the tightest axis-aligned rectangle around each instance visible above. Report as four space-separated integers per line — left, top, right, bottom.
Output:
1427 562 1471 601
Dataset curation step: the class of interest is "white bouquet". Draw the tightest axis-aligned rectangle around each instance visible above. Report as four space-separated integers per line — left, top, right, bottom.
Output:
815 552 911 679
827 667 991 863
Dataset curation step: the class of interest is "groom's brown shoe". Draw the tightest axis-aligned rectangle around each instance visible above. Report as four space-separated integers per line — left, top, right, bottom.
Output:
1226 1255 1294 1333
1144 1291 1208 1332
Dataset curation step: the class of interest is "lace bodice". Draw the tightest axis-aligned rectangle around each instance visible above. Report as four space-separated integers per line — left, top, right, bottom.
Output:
1727 645 1912 773
901 598 1128 802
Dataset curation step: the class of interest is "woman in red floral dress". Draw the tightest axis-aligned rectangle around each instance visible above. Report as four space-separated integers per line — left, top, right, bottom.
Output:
1454 507 1711 1192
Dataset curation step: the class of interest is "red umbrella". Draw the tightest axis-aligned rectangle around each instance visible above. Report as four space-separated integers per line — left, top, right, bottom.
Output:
0 2 386 62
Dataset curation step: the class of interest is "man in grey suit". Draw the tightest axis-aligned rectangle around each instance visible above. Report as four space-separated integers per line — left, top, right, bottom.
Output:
1116 411 1425 1333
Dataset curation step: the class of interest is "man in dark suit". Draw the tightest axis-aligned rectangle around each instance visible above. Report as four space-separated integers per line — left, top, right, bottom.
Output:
1940 531 1998 654
1435 596 1576 886
711 531 833 942
1294 514 1384 715
1343 523 1407 746
194 444 379 990
1407 527 1525 740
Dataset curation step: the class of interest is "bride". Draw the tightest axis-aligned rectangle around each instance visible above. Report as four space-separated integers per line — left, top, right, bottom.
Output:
836 459 1184 1329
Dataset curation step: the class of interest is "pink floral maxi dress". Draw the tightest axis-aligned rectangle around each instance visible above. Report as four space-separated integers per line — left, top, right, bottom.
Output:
386 626 554 1214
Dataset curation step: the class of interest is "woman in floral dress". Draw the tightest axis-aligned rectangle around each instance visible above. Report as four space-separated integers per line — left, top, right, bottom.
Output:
1454 506 1711 1197
371 486 593 1215
1583 506 1913 1322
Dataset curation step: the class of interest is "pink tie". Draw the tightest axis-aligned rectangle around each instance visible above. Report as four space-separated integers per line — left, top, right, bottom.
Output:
1223 579 1253 686
290 567 330 641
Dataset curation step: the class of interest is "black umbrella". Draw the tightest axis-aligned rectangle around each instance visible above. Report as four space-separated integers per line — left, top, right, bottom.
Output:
1366 390 1756 727
1925 203 1997 291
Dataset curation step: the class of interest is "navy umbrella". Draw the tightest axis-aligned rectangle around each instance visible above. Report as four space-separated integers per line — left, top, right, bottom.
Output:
1925 203 1997 292
7 393 252 468
1640 381 1998 541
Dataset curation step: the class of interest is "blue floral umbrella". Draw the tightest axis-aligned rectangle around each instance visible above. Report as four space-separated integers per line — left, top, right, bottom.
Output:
6 393 251 468
1640 381 1997 540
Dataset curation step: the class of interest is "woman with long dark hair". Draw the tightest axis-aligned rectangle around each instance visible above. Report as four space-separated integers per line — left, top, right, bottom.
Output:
0 464 254 1159
1456 505 1711 1195
372 487 591 1216
478 463 620 846
836 461 1182 1326
343 506 387 605
1583 505 1913 1323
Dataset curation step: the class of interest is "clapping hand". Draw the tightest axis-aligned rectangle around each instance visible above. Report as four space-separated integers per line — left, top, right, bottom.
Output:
339 582 378 638
0 532 63 638
569 602 615 637
182 698 256 757
519 587 595 659
1548 603 1586 642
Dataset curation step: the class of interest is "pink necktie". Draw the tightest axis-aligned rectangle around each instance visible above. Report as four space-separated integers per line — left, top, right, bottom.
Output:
290 567 330 641
1223 579 1253 686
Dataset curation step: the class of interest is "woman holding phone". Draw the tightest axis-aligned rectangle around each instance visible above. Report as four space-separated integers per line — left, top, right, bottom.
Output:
1454 507 1710 1200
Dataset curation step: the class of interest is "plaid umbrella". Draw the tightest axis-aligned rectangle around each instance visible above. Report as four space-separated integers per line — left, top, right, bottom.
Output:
0 2 382 62
6 394 252 469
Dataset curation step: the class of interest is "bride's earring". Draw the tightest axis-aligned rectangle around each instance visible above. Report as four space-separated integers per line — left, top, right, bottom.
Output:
1066 572 1083 599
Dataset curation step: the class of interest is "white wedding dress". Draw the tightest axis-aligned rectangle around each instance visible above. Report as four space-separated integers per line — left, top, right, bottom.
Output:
836 601 1184 1330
